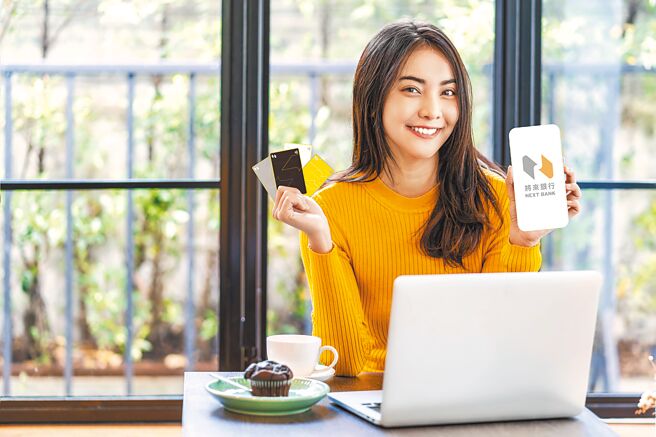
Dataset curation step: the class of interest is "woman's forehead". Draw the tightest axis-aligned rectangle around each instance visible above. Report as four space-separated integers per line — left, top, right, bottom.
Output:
398 46 454 82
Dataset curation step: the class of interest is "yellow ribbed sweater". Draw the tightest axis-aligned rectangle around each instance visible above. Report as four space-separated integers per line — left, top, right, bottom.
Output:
299 170 542 377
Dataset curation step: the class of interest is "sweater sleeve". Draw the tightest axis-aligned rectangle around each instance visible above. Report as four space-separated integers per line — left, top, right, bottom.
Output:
299 222 373 377
482 175 542 273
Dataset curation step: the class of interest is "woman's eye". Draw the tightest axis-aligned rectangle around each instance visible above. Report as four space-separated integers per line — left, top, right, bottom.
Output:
403 87 420 94
443 89 457 97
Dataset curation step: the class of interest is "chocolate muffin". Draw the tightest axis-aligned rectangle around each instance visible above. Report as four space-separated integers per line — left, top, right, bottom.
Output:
244 360 294 397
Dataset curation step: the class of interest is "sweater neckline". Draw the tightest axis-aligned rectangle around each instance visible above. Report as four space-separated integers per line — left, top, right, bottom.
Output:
363 177 438 213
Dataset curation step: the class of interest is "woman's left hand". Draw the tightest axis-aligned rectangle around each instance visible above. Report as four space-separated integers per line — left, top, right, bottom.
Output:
505 165 582 247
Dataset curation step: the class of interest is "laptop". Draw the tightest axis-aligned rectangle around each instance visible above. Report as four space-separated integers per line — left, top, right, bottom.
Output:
328 271 602 428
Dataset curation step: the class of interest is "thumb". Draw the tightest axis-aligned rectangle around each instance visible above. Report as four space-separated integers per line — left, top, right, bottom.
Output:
506 165 515 203
295 196 310 211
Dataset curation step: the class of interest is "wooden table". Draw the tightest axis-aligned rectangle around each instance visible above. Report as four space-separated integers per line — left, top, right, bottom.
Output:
182 372 618 436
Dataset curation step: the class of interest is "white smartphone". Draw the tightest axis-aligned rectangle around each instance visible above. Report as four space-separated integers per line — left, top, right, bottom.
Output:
508 124 569 232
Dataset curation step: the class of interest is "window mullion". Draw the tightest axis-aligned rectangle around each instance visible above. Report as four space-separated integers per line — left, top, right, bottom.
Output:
493 0 542 166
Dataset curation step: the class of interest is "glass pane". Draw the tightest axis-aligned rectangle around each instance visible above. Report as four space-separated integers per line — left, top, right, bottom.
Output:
542 190 656 393
0 1 221 398
542 0 656 180
542 1 656 394
268 2 495 336
0 2 221 181
4 70 220 181
0 3 220 62
2 189 218 396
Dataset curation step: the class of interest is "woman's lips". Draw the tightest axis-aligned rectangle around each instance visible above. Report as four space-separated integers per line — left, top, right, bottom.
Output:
407 125 442 139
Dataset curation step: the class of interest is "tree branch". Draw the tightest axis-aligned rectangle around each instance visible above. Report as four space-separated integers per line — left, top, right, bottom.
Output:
0 0 18 45
46 0 87 51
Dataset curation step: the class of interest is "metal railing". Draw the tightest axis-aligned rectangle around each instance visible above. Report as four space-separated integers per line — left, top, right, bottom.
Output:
1 62 655 396
0 62 357 396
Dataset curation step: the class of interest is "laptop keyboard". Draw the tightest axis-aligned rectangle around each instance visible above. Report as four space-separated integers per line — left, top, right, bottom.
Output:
362 402 381 412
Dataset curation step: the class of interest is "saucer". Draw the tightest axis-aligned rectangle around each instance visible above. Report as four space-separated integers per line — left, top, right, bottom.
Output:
307 365 335 381
206 377 329 416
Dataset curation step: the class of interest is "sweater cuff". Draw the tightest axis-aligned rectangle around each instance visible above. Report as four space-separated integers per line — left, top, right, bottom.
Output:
307 242 336 257
502 241 542 272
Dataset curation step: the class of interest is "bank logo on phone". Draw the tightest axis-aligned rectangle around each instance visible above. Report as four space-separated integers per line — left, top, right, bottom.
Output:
522 154 553 180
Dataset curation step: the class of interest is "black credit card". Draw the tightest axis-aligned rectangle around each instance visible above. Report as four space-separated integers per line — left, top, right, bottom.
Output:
270 148 307 194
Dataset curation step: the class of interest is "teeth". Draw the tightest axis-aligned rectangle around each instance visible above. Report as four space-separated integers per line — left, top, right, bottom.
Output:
411 126 438 136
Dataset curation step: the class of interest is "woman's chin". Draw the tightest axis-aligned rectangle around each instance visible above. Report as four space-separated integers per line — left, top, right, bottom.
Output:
407 144 442 160
402 150 440 163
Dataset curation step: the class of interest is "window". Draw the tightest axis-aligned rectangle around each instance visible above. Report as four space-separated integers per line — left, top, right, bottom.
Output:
541 0 656 395
1 1 221 397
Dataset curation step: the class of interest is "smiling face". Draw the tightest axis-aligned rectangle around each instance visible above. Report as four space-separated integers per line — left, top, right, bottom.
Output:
381 45 459 165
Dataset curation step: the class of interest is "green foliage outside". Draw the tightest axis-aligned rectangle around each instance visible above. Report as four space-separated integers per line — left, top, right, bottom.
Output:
0 0 655 381
1 0 222 370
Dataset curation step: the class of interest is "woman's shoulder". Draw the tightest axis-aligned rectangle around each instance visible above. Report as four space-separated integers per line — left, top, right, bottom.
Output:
480 166 510 205
311 178 365 205
481 166 506 188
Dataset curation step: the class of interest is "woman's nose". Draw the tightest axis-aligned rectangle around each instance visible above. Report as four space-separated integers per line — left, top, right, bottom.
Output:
418 96 442 120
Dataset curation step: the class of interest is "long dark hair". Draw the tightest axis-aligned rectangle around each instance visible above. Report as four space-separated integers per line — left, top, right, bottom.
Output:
337 20 503 268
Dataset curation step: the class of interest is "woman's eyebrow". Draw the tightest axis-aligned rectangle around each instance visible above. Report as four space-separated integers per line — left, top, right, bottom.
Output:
398 75 456 86
398 75 425 84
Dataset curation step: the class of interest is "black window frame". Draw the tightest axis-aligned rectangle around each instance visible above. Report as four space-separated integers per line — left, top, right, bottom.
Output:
0 0 650 424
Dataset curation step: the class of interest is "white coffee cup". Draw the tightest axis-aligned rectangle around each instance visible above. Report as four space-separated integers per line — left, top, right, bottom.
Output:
266 335 338 377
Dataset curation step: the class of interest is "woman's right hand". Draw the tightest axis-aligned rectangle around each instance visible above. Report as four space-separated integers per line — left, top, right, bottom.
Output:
273 186 333 253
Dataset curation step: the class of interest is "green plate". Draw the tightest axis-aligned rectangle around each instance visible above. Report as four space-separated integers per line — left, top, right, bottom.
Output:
205 377 330 416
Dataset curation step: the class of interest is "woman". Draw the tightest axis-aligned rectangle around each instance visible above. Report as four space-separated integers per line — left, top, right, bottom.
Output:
273 21 582 376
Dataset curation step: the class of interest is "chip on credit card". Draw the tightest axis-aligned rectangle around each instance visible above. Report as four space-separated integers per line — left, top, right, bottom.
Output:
270 148 307 194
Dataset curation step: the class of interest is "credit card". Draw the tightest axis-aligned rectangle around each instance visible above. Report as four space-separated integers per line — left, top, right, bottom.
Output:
284 143 312 167
303 154 333 196
270 148 307 194
252 156 278 200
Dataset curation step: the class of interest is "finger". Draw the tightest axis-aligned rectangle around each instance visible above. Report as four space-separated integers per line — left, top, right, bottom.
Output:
274 186 300 216
295 193 310 211
567 200 581 218
275 191 308 222
273 194 290 222
279 196 296 222
564 166 576 184
275 185 301 200
278 190 296 219
274 185 284 206
273 187 285 219
272 194 281 220
273 186 286 219
566 183 582 199
282 190 308 210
